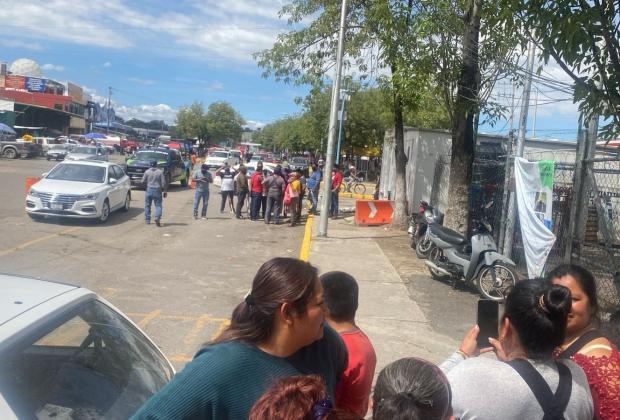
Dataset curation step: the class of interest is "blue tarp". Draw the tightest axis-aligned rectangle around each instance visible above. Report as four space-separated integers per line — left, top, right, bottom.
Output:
0 123 16 134
85 132 106 139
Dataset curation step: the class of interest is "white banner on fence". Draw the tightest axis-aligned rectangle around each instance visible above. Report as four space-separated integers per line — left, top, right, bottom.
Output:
514 157 556 278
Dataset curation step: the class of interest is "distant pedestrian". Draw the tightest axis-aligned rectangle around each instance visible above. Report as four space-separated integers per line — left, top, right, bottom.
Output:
249 163 264 221
298 170 307 217
217 163 235 213
307 163 321 214
330 164 343 218
192 163 213 219
263 166 285 224
321 271 376 418
288 172 301 227
235 166 249 219
141 160 167 227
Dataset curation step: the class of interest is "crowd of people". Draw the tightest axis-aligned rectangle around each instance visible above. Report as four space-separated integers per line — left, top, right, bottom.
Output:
131 258 619 420
190 161 346 226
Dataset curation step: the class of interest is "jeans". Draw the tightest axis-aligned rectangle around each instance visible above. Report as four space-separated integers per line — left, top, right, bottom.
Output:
260 195 267 218
290 197 300 225
236 190 248 217
308 188 319 212
250 192 262 220
145 187 162 221
330 190 339 217
193 189 209 217
220 190 234 212
265 195 281 224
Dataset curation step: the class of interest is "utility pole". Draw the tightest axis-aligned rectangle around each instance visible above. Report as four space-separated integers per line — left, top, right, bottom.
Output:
502 41 536 258
107 86 112 134
532 88 539 138
498 83 516 252
318 0 348 237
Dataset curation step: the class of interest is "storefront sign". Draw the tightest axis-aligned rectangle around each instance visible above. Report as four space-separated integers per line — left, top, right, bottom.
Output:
25 77 47 93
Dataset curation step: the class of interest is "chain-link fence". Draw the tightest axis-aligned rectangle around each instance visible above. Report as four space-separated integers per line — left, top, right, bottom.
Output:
468 149 620 311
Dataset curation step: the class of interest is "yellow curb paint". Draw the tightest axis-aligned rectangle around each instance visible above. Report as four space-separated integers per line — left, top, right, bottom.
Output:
299 214 314 262
137 309 162 329
339 192 374 200
0 226 82 257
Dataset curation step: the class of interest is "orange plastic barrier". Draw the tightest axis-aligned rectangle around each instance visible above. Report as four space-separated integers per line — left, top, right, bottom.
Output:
25 177 41 194
355 199 395 226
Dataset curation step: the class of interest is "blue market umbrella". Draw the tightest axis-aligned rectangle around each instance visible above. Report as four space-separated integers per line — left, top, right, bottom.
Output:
0 123 16 134
85 132 106 139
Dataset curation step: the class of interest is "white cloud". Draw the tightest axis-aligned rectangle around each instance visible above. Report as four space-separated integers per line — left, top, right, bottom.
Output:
129 77 155 85
245 120 266 130
103 62 112 67
0 38 44 51
206 81 224 92
41 63 65 71
0 0 288 63
115 104 177 124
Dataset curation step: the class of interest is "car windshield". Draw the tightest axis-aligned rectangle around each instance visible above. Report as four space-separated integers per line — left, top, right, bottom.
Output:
47 164 106 183
134 151 169 161
72 146 98 155
210 151 228 158
291 157 308 164
50 145 66 150
0 300 173 419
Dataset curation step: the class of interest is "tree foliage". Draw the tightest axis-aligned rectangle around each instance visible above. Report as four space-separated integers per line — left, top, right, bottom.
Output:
174 102 209 140
493 0 620 138
205 101 246 144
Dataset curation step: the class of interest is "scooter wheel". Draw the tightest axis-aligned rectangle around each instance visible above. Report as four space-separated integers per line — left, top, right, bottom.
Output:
477 263 518 302
415 237 433 259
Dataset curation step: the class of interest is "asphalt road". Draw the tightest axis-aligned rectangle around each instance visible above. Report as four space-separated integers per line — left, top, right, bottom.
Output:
0 156 306 370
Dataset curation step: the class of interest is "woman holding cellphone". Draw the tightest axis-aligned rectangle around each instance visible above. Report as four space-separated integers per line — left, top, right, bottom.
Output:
441 279 593 420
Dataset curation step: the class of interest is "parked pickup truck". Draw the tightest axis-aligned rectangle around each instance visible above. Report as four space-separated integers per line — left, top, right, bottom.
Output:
0 139 39 159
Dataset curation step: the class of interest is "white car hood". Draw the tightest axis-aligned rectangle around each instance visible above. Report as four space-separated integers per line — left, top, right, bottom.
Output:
32 179 104 195
206 156 226 163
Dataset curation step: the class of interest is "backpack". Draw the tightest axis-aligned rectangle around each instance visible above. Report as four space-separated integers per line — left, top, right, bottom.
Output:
283 183 292 205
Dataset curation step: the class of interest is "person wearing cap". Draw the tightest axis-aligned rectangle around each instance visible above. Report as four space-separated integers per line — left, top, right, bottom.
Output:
141 160 167 226
217 163 236 214
192 163 213 219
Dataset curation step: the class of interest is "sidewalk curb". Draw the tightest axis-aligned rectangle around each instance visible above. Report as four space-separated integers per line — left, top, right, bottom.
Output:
299 214 314 261
339 192 374 200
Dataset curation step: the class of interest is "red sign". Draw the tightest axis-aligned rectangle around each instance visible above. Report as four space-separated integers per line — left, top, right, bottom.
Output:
5 75 25 90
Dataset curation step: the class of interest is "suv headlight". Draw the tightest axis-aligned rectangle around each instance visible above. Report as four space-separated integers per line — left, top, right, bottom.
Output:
80 193 99 200
28 188 40 197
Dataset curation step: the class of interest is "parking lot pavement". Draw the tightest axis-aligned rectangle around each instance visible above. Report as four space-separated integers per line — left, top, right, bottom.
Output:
0 157 306 370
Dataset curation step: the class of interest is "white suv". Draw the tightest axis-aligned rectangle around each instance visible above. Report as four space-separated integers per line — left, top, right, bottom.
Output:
25 161 131 223
204 150 237 169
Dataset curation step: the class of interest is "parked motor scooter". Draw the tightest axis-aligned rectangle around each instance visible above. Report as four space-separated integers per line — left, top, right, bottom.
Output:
424 202 518 301
408 200 444 259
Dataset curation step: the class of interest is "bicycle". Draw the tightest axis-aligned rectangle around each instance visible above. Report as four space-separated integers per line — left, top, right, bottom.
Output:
340 176 367 195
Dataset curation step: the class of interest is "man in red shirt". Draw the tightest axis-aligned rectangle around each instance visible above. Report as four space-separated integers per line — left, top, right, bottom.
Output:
320 271 376 418
249 162 264 221
330 164 343 218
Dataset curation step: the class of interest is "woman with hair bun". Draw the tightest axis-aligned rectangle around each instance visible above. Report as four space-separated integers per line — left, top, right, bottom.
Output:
441 279 594 420
133 258 347 420
548 264 620 420
372 358 453 420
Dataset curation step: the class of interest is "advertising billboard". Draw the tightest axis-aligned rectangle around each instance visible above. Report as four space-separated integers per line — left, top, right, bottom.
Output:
25 77 47 92
4 75 26 90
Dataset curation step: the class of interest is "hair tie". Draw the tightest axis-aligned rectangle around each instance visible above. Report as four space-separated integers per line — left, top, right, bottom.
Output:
311 398 332 419
244 289 255 306
538 294 550 314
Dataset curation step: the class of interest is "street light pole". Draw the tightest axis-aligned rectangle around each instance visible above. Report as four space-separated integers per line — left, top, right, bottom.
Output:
318 0 348 238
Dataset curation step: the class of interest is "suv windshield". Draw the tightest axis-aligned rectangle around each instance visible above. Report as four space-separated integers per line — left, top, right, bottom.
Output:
134 151 169 161
50 145 66 150
47 164 106 183
210 151 228 158
291 157 308 164
0 300 173 419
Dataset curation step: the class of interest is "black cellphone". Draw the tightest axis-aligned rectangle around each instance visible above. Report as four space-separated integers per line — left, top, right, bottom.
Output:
477 299 499 348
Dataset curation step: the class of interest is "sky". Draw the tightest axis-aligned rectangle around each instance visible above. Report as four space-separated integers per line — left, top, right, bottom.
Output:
0 0 582 139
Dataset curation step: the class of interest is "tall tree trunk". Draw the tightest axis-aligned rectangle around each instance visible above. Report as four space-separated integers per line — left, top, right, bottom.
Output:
444 0 482 234
392 81 408 229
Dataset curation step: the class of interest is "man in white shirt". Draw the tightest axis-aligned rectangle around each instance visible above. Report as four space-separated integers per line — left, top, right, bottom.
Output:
217 163 235 213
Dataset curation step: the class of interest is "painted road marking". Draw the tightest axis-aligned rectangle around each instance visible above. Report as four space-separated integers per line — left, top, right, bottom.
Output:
0 226 82 257
299 214 314 261
137 309 162 329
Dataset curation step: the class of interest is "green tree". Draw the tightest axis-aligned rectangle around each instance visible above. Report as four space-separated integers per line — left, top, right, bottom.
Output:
205 101 246 145
494 0 620 138
174 102 209 140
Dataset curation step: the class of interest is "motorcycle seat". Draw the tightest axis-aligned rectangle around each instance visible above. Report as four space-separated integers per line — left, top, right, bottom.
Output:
430 224 467 245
